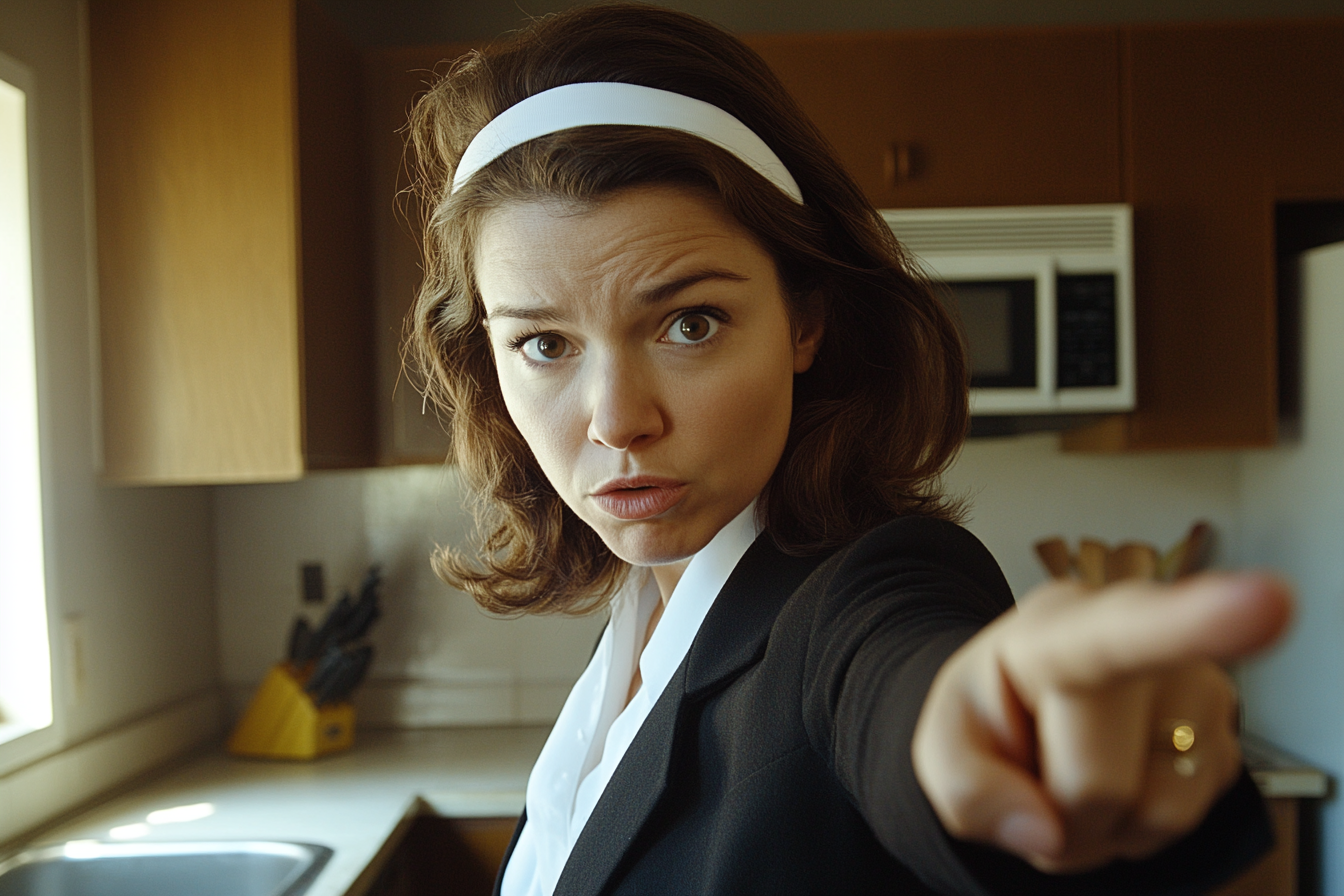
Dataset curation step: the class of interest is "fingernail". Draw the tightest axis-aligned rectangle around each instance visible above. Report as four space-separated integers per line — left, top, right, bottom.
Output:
997 812 1059 858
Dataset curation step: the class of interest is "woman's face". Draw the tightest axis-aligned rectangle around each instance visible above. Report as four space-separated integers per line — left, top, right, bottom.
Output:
475 184 822 568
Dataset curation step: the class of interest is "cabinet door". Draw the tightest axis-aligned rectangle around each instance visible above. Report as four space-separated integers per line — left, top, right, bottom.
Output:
744 28 1123 209
1065 21 1344 451
91 0 305 482
90 0 374 482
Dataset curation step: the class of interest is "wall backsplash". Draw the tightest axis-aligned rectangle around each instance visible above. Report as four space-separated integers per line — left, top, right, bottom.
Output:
215 465 605 727
944 434 1241 596
214 434 1241 727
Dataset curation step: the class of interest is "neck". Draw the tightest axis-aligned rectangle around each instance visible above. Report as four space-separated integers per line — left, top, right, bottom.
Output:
626 559 689 707
651 558 691 605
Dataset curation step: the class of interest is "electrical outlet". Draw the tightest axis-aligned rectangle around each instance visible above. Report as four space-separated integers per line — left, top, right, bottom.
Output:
301 563 325 604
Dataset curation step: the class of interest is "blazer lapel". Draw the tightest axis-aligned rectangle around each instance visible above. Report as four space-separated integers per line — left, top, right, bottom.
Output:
553 660 687 896
683 536 828 699
553 535 828 896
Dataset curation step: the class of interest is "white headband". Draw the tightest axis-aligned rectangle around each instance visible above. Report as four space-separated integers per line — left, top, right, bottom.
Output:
451 82 804 204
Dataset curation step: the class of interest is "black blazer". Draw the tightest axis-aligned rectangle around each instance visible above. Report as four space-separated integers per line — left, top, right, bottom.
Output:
495 517 1270 896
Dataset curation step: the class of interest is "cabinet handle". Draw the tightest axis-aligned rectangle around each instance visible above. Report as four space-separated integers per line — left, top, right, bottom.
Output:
884 142 923 186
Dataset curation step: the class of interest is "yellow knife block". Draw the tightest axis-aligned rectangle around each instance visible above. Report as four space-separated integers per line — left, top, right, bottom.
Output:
227 663 355 760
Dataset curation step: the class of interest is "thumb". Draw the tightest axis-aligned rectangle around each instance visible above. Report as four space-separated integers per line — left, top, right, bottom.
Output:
915 705 1063 864
974 755 1064 863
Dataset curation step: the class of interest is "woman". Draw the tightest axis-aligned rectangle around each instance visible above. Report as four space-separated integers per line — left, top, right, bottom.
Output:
408 6 1292 894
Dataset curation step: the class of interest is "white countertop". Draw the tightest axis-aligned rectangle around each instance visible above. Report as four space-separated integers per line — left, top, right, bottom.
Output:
1242 732 1331 799
16 727 547 896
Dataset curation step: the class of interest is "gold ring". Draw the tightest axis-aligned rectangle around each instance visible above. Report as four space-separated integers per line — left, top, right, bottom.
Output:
1153 719 1197 752
1171 723 1195 753
1155 719 1198 776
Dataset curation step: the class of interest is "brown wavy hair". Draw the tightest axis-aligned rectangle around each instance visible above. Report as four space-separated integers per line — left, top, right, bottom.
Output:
407 3 968 615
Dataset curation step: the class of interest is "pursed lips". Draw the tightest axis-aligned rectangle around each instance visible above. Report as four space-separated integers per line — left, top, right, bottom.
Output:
590 475 687 520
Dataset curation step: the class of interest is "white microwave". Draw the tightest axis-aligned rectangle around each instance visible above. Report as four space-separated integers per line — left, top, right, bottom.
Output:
881 204 1135 418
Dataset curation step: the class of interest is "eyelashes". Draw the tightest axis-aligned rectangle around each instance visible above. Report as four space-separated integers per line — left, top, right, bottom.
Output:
664 311 721 345
504 306 729 365
507 331 569 363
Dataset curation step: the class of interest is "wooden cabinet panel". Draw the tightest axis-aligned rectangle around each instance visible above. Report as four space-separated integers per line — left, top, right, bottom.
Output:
295 0 377 470
744 28 1123 209
365 815 516 896
1209 797 1298 896
363 43 472 466
90 0 374 483
1065 20 1344 451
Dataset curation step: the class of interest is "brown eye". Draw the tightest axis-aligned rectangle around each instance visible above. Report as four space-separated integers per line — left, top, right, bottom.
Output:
666 313 719 345
521 333 568 362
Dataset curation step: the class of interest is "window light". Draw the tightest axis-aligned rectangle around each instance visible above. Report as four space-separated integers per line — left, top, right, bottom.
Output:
0 58 54 748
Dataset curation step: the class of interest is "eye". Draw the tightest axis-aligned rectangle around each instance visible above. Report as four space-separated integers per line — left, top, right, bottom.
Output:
664 312 720 345
517 333 569 362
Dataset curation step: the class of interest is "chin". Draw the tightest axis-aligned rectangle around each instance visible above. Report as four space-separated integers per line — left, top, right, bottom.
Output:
600 522 706 569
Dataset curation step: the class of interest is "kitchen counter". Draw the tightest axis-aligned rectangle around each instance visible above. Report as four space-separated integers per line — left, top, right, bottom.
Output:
1241 733 1330 798
7 727 1328 896
12 727 546 896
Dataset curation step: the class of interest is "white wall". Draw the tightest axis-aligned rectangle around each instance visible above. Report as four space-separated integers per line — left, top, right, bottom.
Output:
0 0 219 847
1236 242 1344 894
215 467 604 727
945 435 1241 598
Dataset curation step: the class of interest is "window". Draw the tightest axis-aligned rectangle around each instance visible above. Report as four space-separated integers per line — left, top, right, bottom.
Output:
0 53 53 749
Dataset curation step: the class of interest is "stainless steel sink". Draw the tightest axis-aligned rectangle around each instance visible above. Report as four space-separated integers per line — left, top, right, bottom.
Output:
0 840 331 896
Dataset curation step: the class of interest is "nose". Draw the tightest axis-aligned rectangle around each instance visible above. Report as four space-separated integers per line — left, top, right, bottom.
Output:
585 354 665 451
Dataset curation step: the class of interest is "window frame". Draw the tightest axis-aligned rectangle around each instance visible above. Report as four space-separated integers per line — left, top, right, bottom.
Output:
0 46 65 776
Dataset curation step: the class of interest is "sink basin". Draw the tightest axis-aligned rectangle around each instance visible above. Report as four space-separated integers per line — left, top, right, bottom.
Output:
0 840 331 896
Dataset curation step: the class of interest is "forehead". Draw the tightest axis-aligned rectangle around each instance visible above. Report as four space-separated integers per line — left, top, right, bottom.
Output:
472 185 772 310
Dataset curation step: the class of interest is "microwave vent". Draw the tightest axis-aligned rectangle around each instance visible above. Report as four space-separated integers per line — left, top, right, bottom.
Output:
881 206 1126 256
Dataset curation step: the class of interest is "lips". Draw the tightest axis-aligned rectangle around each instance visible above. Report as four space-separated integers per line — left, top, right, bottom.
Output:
590 476 687 520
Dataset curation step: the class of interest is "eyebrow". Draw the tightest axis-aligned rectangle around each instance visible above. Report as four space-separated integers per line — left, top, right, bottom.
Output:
485 268 750 322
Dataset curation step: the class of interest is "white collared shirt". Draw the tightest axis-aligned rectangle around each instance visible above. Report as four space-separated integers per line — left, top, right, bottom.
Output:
501 502 762 896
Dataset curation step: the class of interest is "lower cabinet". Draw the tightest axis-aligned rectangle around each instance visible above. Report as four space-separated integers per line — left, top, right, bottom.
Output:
363 804 1297 895
1210 798 1299 896
366 815 518 896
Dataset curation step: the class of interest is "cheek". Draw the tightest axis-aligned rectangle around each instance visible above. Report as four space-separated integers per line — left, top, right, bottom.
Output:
494 364 582 482
678 346 796 469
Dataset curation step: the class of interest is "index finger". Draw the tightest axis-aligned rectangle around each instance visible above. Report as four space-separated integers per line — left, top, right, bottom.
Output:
1005 572 1293 691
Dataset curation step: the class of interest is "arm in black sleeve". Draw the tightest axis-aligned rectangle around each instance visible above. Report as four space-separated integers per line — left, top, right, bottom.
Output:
802 516 1274 896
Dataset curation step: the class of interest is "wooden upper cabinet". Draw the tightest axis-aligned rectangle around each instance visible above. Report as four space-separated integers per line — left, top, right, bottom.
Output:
90 0 374 483
1064 20 1344 451
96 13 1336 474
744 28 1123 209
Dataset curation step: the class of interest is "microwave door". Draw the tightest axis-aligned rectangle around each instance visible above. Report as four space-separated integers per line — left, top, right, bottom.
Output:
920 255 1056 414
952 279 1036 384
